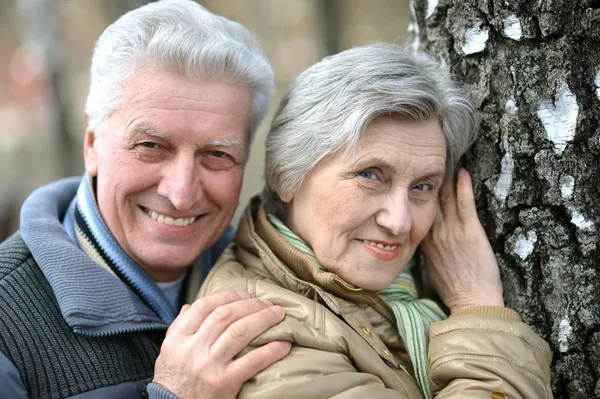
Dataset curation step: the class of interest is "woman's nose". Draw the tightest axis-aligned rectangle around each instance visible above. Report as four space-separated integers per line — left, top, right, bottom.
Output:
375 194 412 237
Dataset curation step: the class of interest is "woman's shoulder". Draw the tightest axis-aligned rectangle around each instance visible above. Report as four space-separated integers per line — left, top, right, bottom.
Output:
200 250 355 341
198 244 274 296
200 253 325 326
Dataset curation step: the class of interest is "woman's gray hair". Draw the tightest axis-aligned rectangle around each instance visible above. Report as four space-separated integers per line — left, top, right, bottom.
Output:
85 0 273 143
264 44 477 215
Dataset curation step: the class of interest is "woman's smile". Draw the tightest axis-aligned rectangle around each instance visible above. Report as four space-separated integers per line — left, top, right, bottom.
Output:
358 238 401 260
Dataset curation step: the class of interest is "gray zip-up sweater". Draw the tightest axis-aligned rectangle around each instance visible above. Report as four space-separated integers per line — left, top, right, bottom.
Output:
0 178 233 398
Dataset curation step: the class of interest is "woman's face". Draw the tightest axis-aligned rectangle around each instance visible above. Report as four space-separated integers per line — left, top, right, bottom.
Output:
282 116 447 291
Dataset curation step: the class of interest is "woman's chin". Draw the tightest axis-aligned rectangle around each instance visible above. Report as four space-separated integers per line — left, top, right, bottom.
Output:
347 277 394 292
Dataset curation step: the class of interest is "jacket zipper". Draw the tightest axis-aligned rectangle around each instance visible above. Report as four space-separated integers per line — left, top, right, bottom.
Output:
333 277 420 387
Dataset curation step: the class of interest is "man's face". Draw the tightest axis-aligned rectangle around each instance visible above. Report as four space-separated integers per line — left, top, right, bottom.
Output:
84 67 251 282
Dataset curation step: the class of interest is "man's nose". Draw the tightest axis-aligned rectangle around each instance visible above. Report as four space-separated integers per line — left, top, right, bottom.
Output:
374 191 412 237
156 155 201 211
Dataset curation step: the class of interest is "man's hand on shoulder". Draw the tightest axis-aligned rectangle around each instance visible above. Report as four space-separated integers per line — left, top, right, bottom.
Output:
152 291 291 399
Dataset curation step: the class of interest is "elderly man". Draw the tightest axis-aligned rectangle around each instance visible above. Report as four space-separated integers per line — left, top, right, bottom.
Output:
0 1 290 398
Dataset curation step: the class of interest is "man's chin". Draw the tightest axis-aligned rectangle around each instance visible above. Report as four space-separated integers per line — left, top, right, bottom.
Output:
130 245 203 280
138 259 195 282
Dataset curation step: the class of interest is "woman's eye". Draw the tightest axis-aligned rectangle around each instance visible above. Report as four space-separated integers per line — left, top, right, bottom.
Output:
358 170 378 180
413 183 431 192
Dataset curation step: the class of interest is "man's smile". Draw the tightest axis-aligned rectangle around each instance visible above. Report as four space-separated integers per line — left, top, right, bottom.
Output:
140 206 202 227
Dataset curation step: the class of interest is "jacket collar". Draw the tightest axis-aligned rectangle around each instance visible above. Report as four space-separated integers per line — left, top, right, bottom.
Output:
236 197 396 325
20 177 166 336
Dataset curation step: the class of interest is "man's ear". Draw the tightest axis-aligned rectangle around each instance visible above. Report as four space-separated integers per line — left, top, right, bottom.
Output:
83 113 99 177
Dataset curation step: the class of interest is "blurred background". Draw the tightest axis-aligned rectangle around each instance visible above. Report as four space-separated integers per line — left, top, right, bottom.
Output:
0 0 410 240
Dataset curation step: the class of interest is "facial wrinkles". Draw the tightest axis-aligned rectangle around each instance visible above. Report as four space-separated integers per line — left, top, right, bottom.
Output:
285 117 447 291
121 73 250 135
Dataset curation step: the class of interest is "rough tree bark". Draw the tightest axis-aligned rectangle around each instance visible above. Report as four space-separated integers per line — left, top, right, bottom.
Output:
411 1 600 397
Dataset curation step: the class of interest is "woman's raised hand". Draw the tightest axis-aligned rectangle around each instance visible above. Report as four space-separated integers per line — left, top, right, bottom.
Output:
421 168 504 314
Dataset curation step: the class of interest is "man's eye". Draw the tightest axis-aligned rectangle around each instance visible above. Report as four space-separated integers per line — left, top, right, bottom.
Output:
358 170 378 180
210 150 227 158
202 150 236 171
140 142 158 149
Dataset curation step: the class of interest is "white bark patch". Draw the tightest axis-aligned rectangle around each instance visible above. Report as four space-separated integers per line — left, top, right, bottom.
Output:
595 70 600 100
514 231 537 260
559 175 574 200
536 82 579 154
505 97 518 115
502 15 522 41
558 318 573 353
570 209 595 231
426 0 438 18
462 27 489 55
494 151 514 202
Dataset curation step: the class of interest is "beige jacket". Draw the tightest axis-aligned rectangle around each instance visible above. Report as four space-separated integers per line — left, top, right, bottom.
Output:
199 198 552 398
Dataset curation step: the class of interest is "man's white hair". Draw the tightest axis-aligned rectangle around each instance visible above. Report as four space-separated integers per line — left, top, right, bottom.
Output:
85 0 273 143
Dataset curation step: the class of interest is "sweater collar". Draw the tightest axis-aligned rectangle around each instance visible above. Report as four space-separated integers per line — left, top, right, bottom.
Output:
68 174 177 324
20 176 166 336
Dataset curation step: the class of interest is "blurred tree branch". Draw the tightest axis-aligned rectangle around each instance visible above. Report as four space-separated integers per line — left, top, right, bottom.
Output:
318 0 340 55
17 0 78 176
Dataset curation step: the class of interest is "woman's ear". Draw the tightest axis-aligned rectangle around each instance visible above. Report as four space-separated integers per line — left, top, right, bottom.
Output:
277 189 294 204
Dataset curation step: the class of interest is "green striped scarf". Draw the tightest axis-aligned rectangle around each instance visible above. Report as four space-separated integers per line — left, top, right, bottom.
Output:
267 214 446 399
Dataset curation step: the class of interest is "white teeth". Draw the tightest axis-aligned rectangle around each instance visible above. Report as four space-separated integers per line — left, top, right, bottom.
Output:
147 209 197 227
361 239 398 251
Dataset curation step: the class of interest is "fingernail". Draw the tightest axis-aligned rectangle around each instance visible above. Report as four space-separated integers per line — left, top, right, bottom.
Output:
270 306 285 317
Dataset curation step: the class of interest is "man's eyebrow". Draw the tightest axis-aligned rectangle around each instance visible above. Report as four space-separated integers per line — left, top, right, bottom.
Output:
207 138 244 150
132 126 170 139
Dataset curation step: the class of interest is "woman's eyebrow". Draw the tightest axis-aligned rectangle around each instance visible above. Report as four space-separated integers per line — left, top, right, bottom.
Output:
349 156 397 172
349 156 446 178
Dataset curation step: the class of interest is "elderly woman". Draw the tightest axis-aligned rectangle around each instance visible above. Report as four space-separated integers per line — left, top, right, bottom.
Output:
199 45 552 398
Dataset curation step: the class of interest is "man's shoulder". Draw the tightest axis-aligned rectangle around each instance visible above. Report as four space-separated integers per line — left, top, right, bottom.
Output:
0 232 34 281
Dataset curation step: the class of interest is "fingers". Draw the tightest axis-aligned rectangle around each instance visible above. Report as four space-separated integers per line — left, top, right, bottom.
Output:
438 177 458 224
431 196 444 229
456 168 478 223
208 305 286 361
169 291 251 337
228 340 292 384
196 298 280 347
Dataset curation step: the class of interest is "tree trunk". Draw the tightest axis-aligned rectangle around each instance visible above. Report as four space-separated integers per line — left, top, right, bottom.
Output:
411 1 600 397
